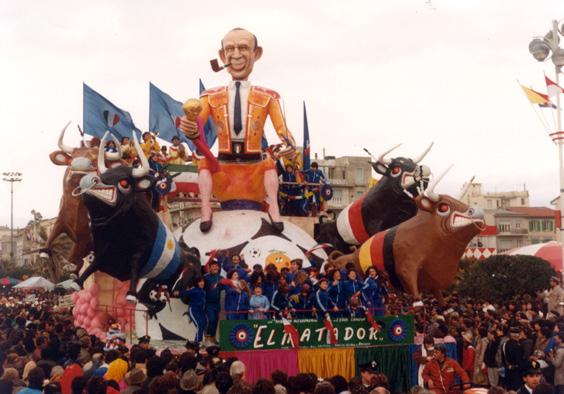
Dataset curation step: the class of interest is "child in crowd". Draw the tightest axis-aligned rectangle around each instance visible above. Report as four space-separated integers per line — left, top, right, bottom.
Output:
249 286 270 320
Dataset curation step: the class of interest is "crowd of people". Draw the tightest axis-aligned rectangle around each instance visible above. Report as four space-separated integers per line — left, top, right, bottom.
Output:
1 273 564 394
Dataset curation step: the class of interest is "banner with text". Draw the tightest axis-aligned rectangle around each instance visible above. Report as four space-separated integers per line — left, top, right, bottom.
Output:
219 316 413 351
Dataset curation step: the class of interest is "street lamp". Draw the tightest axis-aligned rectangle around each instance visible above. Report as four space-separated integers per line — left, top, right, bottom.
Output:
2 172 22 265
528 19 564 279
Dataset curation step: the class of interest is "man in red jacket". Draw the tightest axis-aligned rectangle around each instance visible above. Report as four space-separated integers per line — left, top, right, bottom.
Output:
422 344 470 394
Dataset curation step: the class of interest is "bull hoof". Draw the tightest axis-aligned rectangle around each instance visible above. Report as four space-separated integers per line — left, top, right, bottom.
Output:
126 294 138 304
412 300 424 308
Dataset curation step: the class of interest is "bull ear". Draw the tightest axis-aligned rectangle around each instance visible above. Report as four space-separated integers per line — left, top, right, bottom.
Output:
134 176 154 192
49 151 72 166
371 162 388 175
417 196 434 212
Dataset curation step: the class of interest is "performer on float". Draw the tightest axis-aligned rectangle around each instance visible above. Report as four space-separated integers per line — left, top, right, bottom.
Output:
168 136 188 164
303 161 326 215
180 27 296 232
141 131 161 158
176 278 208 344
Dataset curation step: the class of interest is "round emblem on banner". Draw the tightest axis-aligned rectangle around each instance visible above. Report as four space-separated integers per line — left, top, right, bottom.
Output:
321 184 333 201
230 324 255 349
388 319 407 342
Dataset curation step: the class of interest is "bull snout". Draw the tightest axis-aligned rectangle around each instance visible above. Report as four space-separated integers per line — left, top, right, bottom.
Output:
72 173 100 196
468 206 484 220
70 157 95 172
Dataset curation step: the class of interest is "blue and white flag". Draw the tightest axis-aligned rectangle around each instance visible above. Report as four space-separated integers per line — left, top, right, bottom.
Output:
83 83 140 140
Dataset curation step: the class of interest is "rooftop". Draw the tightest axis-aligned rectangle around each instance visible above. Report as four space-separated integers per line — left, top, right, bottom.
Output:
506 207 557 218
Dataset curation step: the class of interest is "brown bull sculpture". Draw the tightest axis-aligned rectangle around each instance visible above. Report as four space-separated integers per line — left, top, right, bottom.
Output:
40 122 122 280
333 168 484 306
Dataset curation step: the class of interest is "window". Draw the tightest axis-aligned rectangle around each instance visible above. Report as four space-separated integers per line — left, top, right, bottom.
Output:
496 200 500 208
328 168 335 179
355 168 365 185
333 190 342 203
515 222 521 229
529 220 541 232
542 220 554 232
498 223 511 232
521 198 526 205
487 200 492 209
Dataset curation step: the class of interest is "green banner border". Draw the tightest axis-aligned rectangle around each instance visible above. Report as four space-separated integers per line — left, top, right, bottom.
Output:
219 315 413 351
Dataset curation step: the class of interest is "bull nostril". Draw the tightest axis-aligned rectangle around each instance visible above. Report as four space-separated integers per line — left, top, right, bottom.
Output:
469 208 474 215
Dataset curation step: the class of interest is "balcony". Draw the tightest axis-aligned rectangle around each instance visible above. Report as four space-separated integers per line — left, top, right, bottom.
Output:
497 228 528 236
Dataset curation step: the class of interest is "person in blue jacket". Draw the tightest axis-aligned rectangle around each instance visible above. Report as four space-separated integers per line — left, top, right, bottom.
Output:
342 269 364 312
249 286 270 320
271 282 291 318
314 278 338 318
290 284 314 319
328 270 345 317
203 259 224 344
362 267 387 316
225 272 251 320
223 254 249 280
263 264 280 302
178 278 207 343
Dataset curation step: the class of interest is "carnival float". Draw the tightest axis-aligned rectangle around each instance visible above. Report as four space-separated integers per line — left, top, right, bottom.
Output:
41 27 486 389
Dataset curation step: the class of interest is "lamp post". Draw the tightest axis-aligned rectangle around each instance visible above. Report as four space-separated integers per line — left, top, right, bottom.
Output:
2 172 22 265
529 19 564 279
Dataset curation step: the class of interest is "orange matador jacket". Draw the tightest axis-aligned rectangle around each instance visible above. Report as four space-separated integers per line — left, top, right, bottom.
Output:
199 85 296 155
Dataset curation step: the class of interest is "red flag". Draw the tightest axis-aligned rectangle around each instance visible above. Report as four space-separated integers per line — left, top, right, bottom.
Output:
282 318 300 349
365 308 382 333
324 314 337 345
545 75 564 97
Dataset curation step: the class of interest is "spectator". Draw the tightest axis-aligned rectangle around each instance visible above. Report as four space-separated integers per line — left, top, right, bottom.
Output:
230 360 246 384
204 259 225 345
517 361 543 394
422 344 469 394
19 366 45 394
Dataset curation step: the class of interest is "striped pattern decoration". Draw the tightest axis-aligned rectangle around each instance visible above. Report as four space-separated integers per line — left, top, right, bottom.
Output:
336 195 369 245
140 219 181 281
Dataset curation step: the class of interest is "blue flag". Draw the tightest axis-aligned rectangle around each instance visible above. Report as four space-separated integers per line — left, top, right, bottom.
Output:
83 83 140 140
302 101 311 170
149 82 217 152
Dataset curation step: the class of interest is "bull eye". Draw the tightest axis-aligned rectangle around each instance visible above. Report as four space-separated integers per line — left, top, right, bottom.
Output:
118 179 131 192
437 203 451 216
390 166 402 177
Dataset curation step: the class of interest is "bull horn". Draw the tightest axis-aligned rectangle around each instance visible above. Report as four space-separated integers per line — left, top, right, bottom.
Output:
132 132 150 178
424 164 453 202
413 142 434 164
57 121 74 154
377 143 402 165
459 176 475 200
104 132 123 161
97 131 110 174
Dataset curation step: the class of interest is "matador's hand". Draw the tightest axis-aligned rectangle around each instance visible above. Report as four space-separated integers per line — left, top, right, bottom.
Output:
179 116 199 140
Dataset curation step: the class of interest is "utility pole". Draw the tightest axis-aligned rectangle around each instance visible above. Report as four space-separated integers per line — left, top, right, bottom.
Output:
2 172 22 265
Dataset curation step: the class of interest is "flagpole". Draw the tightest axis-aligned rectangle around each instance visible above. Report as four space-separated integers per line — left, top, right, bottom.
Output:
551 19 564 282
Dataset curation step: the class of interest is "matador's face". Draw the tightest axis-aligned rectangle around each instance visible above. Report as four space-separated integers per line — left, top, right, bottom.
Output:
219 29 262 81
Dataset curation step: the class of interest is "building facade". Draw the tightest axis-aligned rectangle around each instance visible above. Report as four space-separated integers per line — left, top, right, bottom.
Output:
316 155 373 214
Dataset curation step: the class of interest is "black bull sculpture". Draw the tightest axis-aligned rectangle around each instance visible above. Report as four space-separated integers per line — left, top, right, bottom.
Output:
316 144 433 253
72 132 201 309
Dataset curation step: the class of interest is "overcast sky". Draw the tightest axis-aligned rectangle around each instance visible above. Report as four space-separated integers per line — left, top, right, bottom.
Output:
1 0 563 228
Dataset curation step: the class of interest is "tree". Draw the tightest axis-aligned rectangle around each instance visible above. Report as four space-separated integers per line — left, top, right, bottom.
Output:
456 255 556 302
